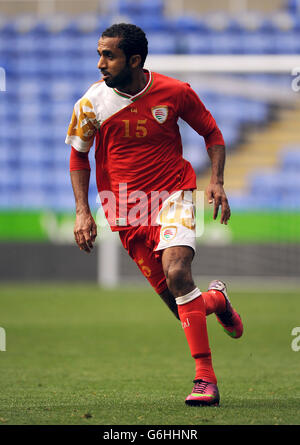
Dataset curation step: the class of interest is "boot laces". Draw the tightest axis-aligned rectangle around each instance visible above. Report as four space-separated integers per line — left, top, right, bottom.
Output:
192 380 209 394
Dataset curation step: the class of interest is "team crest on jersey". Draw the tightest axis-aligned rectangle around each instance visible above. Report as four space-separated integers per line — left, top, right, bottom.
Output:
161 226 177 242
151 106 168 124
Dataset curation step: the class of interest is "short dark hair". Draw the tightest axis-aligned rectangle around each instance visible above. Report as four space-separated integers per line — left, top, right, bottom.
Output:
101 23 148 68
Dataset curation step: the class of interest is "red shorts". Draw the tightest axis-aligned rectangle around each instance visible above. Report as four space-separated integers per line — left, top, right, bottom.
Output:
119 190 196 294
119 225 168 295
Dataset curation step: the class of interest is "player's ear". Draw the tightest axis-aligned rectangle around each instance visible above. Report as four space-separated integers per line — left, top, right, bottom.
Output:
130 54 142 69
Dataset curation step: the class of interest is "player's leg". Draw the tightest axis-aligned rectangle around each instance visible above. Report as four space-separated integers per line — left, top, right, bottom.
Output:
206 280 243 339
119 227 238 326
154 189 243 333
158 279 241 324
119 227 180 317
159 288 179 320
161 245 219 406
159 277 243 336
159 283 236 322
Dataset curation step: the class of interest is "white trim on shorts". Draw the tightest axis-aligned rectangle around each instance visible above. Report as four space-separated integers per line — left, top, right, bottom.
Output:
154 190 196 253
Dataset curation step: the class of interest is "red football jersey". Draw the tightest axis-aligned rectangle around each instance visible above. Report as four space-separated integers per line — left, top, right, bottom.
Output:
66 70 224 230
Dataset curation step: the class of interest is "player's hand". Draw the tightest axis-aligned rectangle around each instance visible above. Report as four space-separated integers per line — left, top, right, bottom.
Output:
205 183 231 225
73 210 97 253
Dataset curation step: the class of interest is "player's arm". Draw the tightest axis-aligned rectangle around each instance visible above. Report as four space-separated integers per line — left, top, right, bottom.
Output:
179 83 230 224
206 144 231 225
70 147 97 253
66 96 98 253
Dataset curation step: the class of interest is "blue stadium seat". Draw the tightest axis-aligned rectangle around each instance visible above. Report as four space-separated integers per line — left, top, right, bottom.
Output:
280 147 300 169
232 11 265 33
147 31 178 54
39 15 77 37
250 170 300 195
46 34 81 55
258 15 279 33
9 15 38 35
286 0 300 14
202 12 232 33
0 17 18 37
48 191 74 211
79 56 100 76
47 54 98 77
52 155 69 169
179 31 213 54
19 142 53 165
48 167 71 188
14 33 46 55
17 123 51 141
14 80 43 101
0 166 19 187
118 0 164 16
227 193 257 210
239 99 268 123
48 102 74 124
273 30 300 53
19 166 53 188
228 192 283 210
280 193 300 209
209 31 242 54
294 14 300 31
210 97 246 123
270 11 295 32
140 0 164 16
45 88 72 107
0 34 17 57
0 187 21 209
238 31 276 54
118 0 141 15
171 15 208 32
74 33 100 57
128 14 170 32
183 143 209 172
0 145 12 164
75 14 109 34
181 124 206 145
19 188 51 209
218 123 239 147
47 55 72 76
14 54 52 77
17 102 42 123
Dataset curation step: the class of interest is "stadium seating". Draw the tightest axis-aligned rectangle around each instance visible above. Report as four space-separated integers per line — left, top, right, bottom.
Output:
280 147 300 170
227 145 300 210
0 2 299 211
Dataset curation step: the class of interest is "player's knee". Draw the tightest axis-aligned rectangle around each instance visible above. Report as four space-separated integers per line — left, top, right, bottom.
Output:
166 265 194 297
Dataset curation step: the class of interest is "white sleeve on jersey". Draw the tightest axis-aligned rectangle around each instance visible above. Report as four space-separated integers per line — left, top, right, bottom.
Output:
65 79 135 152
65 95 99 152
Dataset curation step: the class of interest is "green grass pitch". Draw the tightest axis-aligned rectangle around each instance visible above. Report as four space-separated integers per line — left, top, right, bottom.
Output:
0 283 299 425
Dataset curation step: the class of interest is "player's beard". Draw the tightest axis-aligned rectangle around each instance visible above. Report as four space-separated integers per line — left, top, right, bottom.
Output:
102 63 133 89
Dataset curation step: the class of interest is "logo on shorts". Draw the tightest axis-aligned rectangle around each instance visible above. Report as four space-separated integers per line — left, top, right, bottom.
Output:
181 318 190 329
151 106 168 124
161 226 177 242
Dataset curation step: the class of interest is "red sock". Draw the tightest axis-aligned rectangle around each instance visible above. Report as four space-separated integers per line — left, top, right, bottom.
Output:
202 290 226 316
178 292 217 384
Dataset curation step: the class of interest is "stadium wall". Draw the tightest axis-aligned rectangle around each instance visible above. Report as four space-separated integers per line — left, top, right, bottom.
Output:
0 0 285 16
2 243 299 283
